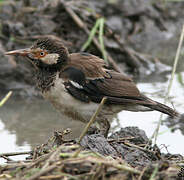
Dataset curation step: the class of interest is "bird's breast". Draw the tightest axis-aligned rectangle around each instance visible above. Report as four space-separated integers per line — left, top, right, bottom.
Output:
42 74 99 123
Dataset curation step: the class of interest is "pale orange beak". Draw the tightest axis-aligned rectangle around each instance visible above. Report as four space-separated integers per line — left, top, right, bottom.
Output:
5 48 31 57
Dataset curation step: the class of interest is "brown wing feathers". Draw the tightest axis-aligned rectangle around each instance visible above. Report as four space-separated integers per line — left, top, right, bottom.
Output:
59 52 178 117
60 53 149 104
67 53 110 79
96 71 141 97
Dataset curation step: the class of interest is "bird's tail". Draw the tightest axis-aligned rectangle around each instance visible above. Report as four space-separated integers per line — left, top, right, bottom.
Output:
141 95 179 118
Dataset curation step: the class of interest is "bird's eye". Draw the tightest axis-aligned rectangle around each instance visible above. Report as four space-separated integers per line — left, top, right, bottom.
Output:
40 52 45 57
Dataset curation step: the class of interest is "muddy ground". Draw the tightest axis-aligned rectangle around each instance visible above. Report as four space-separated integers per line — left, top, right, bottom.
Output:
0 127 183 180
1 0 184 97
0 0 184 179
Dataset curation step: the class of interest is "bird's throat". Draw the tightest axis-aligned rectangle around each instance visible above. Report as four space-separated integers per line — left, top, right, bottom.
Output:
33 59 65 92
35 68 57 92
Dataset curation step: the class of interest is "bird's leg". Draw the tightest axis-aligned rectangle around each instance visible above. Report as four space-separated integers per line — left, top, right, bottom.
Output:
84 115 110 138
95 115 110 138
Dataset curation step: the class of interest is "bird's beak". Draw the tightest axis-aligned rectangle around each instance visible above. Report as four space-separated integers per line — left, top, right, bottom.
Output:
5 48 31 57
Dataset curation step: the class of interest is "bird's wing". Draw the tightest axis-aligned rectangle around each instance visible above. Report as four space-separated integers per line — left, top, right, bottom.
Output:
59 53 151 105
66 53 110 79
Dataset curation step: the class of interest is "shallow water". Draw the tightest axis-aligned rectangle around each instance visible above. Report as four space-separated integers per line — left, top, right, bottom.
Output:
0 72 184 163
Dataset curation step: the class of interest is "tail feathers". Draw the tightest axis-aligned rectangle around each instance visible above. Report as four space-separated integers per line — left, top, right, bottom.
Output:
139 94 179 118
144 101 179 118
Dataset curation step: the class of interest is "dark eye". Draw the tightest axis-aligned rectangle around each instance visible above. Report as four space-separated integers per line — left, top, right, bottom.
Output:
40 52 45 56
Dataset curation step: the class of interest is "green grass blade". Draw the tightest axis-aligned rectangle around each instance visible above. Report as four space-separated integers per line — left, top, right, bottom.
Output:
0 91 12 107
81 18 101 51
98 18 108 64
149 165 159 180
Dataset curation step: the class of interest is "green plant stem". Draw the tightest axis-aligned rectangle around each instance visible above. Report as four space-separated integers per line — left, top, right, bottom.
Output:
81 18 101 51
149 165 159 180
99 18 108 64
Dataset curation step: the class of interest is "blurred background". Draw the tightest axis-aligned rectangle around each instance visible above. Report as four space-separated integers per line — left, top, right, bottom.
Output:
0 0 184 160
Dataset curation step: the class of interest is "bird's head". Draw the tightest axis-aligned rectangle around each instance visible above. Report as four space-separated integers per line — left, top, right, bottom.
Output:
5 38 69 71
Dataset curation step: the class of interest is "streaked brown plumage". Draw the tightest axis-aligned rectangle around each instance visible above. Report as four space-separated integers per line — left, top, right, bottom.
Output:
5 38 179 136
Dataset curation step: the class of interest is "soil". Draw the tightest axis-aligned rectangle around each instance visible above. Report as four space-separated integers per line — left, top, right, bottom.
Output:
0 127 183 180
1 0 184 97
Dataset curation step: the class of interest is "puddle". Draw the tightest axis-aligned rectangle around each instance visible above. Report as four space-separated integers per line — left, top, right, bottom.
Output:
0 121 30 164
0 98 85 163
113 72 184 155
0 73 184 162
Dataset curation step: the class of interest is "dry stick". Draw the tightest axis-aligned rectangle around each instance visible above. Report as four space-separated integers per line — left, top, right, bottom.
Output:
39 173 78 180
108 136 135 143
22 153 52 176
7 160 32 164
42 145 64 169
73 97 107 158
123 142 160 159
90 164 104 180
153 25 184 145
138 166 148 180
1 155 13 161
63 2 122 73
60 156 141 175
25 162 61 180
107 29 142 69
86 157 141 175
78 97 107 144
0 151 32 157
124 142 155 154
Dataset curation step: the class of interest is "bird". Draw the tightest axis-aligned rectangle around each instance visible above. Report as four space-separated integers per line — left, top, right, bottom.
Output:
5 38 180 136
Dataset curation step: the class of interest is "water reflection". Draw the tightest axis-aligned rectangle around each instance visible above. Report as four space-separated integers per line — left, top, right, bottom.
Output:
0 120 30 163
0 98 85 149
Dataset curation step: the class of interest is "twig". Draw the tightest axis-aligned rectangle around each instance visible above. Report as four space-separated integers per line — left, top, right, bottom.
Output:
62 1 122 73
78 97 107 144
90 164 104 180
0 0 15 6
6 160 32 164
72 148 82 158
0 91 12 107
123 142 157 155
84 156 141 175
39 173 78 180
61 156 141 175
107 136 135 143
0 151 32 157
22 153 52 176
42 145 63 169
72 97 107 158
138 166 148 180
1 155 13 161
153 24 184 144
107 28 143 69
25 162 62 180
